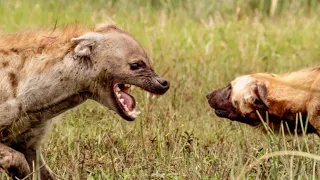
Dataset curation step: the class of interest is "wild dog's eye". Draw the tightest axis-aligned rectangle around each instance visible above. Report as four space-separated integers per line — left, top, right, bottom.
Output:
130 61 145 70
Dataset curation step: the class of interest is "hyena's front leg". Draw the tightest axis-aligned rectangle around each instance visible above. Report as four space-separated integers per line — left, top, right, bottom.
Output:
0 143 30 179
38 151 56 180
24 148 56 180
18 122 56 180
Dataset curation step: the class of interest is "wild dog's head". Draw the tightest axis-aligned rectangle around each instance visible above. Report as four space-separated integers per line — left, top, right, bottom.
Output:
206 75 268 125
71 24 169 121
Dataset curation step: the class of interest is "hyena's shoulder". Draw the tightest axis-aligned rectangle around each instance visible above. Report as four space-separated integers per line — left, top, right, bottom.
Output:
0 24 91 102
0 51 24 102
0 23 123 103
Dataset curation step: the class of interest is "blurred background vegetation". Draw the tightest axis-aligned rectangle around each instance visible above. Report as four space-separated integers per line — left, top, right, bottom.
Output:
1 0 320 30
1 0 320 179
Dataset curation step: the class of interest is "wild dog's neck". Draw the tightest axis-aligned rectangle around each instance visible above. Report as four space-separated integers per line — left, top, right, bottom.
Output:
254 76 309 121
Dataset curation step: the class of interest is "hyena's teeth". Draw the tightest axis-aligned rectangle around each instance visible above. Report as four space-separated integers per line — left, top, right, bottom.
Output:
125 84 131 88
128 112 137 118
130 85 135 90
128 109 137 118
152 94 156 99
115 86 121 92
119 98 124 104
128 110 135 115
124 105 129 112
116 92 121 98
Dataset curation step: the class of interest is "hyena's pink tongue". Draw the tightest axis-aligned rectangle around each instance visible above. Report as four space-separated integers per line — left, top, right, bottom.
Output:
119 91 134 110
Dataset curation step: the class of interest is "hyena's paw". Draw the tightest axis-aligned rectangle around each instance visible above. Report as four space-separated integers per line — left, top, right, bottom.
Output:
0 144 30 179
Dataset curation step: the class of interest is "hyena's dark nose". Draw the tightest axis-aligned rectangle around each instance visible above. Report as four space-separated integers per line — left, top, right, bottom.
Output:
156 77 170 89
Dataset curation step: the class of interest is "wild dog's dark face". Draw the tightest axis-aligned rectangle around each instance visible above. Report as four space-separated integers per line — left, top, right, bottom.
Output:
206 83 243 120
207 73 319 135
206 75 268 125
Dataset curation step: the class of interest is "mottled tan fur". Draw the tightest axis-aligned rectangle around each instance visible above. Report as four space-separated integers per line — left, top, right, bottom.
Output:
0 23 169 179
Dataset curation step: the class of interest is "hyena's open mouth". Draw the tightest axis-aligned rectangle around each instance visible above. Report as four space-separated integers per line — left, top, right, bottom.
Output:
113 83 140 120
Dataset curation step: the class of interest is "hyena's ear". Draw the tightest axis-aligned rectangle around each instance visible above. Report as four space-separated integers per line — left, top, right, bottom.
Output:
71 32 104 57
251 82 269 109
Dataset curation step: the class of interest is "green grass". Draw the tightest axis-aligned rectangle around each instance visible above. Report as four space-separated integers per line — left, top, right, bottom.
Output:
2 0 320 179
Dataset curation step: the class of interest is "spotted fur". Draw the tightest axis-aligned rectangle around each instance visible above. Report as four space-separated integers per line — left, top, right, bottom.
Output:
0 23 169 179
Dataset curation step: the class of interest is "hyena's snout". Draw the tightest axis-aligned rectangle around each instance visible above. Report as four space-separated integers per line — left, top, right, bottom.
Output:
153 76 170 94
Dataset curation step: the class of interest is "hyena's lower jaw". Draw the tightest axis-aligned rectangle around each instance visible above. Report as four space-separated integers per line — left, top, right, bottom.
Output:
113 83 141 120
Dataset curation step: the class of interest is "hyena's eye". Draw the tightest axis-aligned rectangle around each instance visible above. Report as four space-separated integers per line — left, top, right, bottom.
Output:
129 61 145 70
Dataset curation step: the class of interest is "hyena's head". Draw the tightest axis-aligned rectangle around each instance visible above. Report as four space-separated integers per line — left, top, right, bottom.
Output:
71 25 169 121
206 75 268 125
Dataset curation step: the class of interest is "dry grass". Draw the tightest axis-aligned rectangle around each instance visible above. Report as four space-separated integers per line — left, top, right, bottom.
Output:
1 0 320 179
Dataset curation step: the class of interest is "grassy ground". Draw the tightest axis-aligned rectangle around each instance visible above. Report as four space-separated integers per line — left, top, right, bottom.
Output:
1 0 320 179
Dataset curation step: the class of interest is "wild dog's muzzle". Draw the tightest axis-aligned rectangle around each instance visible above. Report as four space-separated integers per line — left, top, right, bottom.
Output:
207 84 242 120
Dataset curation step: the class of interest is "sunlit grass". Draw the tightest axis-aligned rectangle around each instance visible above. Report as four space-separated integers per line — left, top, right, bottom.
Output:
1 0 320 179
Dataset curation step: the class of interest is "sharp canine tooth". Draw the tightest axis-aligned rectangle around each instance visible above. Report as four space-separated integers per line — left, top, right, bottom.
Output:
128 109 137 118
116 93 121 98
115 87 120 92
125 84 131 88
130 86 135 90
124 106 129 112
119 98 124 103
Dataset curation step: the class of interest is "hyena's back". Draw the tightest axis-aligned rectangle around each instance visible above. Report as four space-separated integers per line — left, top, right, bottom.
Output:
0 24 89 104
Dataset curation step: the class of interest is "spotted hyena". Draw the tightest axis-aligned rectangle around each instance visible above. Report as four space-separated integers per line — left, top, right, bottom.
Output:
0 24 169 179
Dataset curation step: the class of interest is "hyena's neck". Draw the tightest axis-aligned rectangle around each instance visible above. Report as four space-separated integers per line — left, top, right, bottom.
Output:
0 54 95 137
22 53 95 111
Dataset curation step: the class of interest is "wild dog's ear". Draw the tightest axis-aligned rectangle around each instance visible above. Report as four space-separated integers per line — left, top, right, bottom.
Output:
71 32 104 57
251 82 269 109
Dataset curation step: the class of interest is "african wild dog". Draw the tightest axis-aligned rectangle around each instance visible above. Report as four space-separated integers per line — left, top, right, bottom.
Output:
0 24 169 179
207 67 320 135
